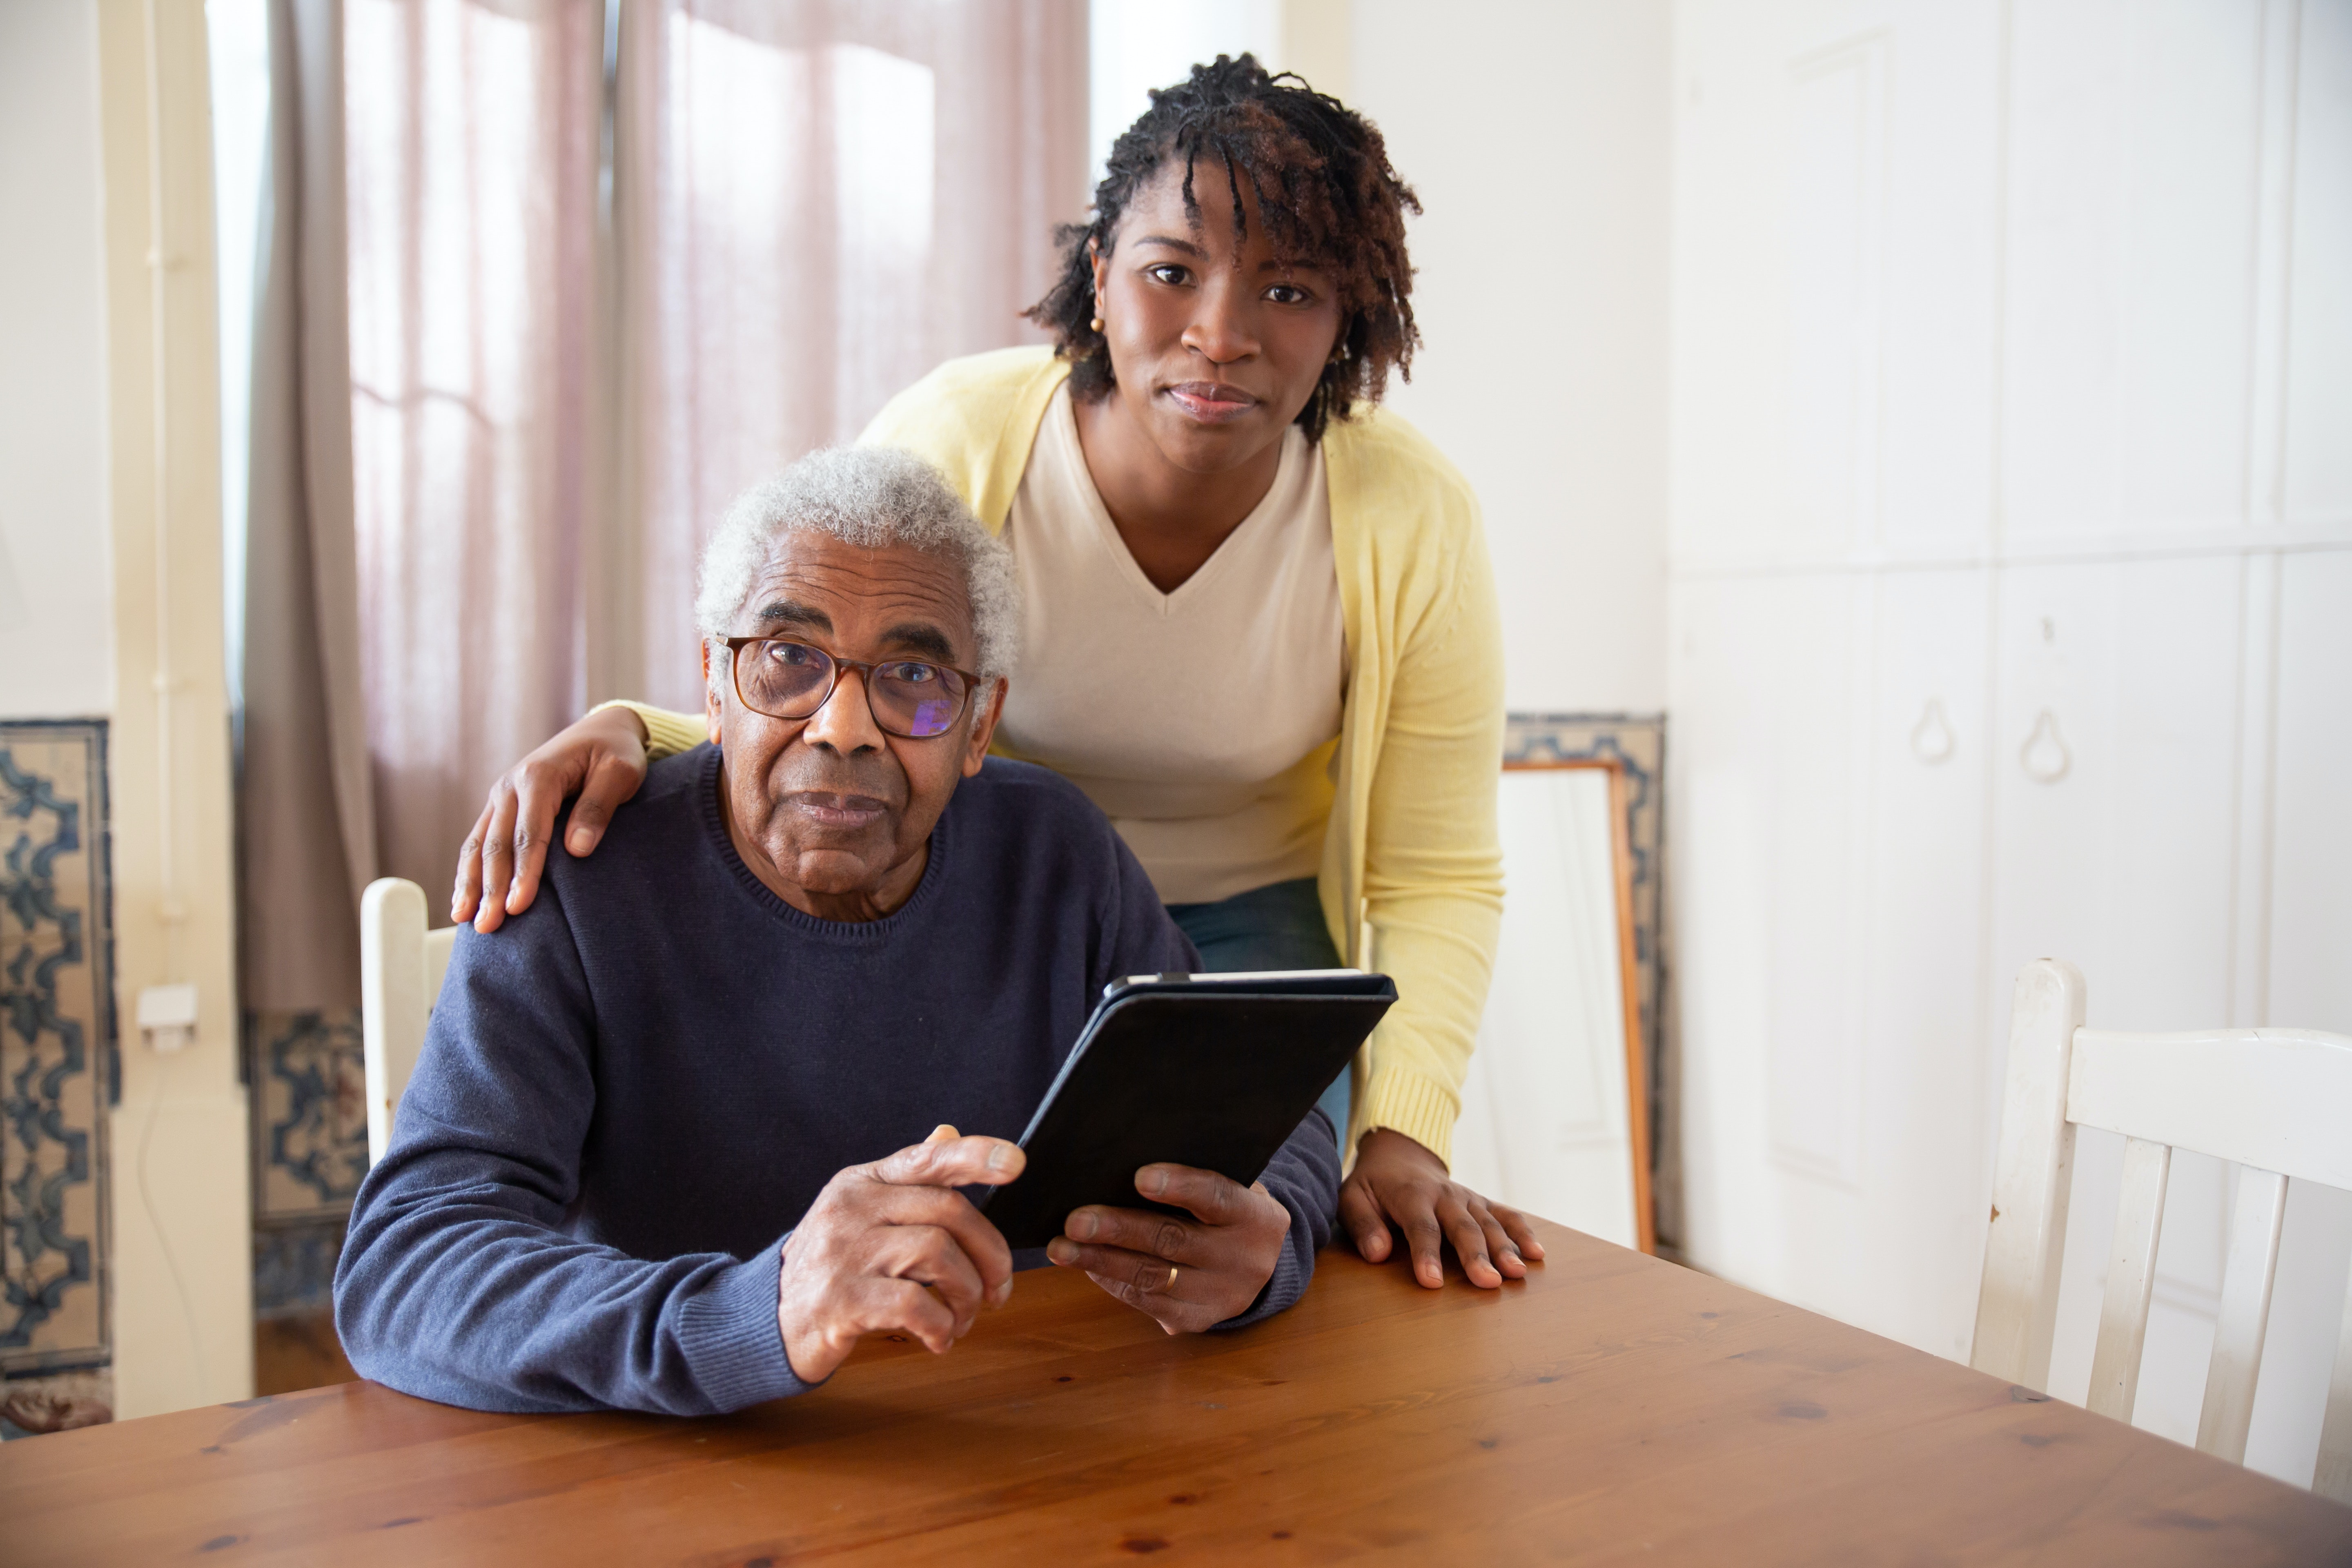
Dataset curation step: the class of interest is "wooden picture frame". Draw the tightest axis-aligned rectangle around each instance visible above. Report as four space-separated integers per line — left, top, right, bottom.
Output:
1452 755 1656 1254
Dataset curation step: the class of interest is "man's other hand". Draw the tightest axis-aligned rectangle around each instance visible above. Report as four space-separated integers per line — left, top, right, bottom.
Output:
777 1125 1020 1385
1047 1165 1290 1334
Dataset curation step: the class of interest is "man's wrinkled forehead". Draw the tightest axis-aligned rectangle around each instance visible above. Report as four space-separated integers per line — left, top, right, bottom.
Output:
740 528 974 664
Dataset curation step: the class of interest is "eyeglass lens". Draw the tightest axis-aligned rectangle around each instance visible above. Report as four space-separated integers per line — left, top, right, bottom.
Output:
737 640 967 738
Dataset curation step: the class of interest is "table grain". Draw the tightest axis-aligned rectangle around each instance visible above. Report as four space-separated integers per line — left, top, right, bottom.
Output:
7 1220 2349 1565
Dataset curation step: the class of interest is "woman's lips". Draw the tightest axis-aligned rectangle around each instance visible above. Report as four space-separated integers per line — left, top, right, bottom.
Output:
1163 381 1260 424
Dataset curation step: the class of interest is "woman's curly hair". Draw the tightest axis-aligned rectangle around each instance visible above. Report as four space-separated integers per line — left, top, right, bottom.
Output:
1025 54 1420 443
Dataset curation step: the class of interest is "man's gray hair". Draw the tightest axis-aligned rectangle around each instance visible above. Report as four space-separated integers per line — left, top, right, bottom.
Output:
694 447 1019 683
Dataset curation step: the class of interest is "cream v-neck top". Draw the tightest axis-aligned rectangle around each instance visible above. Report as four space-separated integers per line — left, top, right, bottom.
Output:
993 385 1347 905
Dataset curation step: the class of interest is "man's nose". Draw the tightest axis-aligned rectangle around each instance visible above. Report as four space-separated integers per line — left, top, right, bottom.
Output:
1182 275 1259 365
801 666 885 754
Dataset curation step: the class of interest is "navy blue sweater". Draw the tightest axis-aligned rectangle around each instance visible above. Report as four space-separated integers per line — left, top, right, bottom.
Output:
334 747 1340 1415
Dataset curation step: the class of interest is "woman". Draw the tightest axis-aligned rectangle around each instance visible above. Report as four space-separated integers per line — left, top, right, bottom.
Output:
452 56 1544 1291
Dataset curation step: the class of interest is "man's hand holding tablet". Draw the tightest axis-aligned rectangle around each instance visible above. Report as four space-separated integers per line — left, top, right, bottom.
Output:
775 1120 1299 1377
1047 1165 1294 1334
775 1125 1025 1384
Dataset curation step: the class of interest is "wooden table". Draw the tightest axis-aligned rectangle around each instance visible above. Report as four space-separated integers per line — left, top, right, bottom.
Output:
9 1221 2349 1565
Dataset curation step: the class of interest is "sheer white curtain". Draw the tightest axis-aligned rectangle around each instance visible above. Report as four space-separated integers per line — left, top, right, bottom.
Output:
248 0 1086 957
343 0 609 909
608 0 1087 710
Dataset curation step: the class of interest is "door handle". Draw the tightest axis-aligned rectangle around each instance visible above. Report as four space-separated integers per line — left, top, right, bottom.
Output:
2020 709 2070 784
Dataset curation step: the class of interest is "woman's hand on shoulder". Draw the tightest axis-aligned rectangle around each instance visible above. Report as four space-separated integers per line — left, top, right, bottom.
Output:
1339 1128 1545 1290
452 706 651 932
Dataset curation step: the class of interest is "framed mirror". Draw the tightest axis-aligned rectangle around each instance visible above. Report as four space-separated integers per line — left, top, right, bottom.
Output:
1449 757 1655 1254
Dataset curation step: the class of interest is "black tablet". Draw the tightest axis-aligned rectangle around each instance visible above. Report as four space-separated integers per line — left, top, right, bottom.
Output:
978 969 1396 1249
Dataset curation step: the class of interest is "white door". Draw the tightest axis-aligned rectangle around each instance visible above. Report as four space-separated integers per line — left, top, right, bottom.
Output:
1668 0 2352 1486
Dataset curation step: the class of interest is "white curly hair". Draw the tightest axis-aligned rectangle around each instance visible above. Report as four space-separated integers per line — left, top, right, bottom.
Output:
693 447 1019 684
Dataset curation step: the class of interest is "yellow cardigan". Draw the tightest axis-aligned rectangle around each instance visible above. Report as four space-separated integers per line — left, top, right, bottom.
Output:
632 346 1503 1165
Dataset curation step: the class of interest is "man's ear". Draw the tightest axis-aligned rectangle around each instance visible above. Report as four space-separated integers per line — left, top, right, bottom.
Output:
962 678 1007 778
702 640 725 745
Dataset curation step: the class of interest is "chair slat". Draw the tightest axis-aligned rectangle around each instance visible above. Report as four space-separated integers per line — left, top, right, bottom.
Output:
1971 961 2086 1391
2314 1250 2352 1503
2087 1136 2172 1422
2196 1167 2289 1463
361 878 434 1167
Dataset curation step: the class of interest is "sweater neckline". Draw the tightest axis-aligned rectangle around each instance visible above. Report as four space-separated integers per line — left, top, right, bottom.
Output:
693 746 953 944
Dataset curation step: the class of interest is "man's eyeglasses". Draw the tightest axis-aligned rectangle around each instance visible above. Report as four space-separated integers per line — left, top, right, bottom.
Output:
719 636 979 739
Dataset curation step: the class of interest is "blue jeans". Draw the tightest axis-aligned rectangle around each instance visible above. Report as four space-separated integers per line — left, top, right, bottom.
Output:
1165 876 1351 1145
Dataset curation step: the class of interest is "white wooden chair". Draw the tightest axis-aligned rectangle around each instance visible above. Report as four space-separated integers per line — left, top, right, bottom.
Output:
359 878 458 1167
1971 958 2352 1501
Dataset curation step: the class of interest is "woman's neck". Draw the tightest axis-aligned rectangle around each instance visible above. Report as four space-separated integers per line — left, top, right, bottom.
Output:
1073 392 1286 595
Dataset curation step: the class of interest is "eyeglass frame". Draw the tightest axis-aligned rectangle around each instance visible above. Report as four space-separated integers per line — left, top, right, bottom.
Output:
715 634 985 739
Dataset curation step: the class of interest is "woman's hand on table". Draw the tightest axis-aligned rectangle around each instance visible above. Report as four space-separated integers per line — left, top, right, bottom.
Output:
452 706 651 932
1048 1165 1291 1333
1341 1128 1544 1289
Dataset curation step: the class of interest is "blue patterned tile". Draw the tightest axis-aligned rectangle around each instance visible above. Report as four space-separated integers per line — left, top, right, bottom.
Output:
254 1216 346 1316
247 1008 368 1222
0 721 113 1396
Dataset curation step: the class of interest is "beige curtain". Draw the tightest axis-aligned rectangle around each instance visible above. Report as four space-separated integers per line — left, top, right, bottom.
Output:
239 0 373 1010
240 0 1088 1000
343 0 609 902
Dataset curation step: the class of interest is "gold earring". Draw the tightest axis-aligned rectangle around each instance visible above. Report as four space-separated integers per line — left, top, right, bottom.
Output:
1091 312 1105 332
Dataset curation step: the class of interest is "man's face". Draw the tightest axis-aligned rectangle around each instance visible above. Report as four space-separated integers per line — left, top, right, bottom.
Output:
704 530 1002 921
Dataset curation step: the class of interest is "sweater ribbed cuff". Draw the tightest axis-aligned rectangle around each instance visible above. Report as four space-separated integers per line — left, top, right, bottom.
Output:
594 699 706 762
1359 1065 1461 1169
1215 1224 1311 1332
675 1238 807 1412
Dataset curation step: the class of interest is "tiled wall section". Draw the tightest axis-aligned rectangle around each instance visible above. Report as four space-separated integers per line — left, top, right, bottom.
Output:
1501 715 1675 1244
247 1007 365 1391
248 1008 368 1223
0 722 116 1439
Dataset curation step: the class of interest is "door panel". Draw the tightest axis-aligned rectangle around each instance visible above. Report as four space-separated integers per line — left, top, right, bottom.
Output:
1984 557 2244 1033
2002 0 2267 544
1854 567 1995 1356
2284 0 2352 526
2268 550 2352 1031
1672 569 1993 1352
1670 572 1864 1304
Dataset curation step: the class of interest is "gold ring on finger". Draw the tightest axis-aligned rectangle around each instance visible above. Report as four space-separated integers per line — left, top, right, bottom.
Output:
1167 1265 1180 1289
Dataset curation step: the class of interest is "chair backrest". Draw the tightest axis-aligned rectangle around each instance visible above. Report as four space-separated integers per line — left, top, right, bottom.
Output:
1972 958 2352 1501
359 878 458 1167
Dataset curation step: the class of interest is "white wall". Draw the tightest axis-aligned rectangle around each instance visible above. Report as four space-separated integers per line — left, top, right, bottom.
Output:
0 0 115 719
1089 0 1282 180
1353 1 1672 715
1086 1 1675 717
1666 0 2352 1488
0 0 259 1419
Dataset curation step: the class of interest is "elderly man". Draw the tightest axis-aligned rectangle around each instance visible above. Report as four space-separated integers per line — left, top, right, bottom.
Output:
335 449 1339 1414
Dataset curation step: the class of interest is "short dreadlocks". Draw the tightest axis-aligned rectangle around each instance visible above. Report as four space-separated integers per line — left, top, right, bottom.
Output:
1025 54 1421 443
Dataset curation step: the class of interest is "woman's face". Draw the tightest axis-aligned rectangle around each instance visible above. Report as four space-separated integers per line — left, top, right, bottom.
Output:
1089 158 1344 476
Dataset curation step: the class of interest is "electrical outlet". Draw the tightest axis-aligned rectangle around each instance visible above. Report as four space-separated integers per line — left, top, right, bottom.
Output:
137 982 198 1053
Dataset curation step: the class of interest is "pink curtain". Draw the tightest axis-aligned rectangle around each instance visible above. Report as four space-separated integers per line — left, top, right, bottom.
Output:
608 0 1088 711
324 0 1087 902
343 0 608 898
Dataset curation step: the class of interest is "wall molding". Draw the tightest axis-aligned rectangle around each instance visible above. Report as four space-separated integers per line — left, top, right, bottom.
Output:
94 0 252 1416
